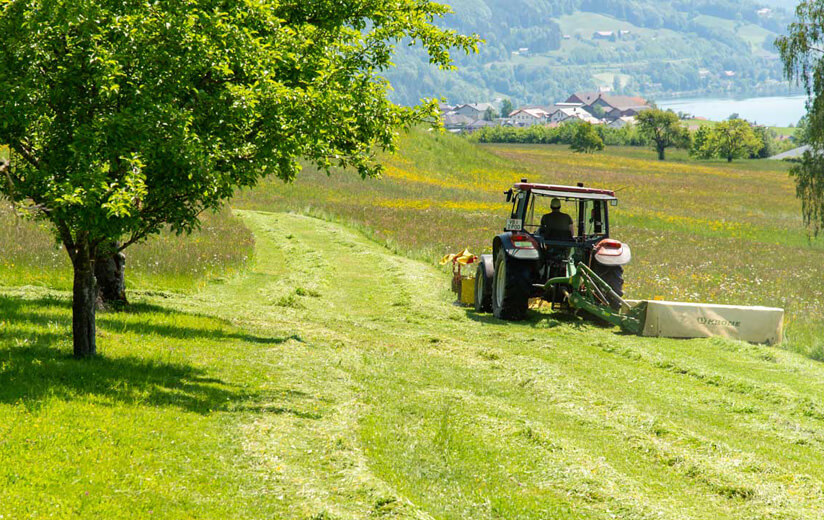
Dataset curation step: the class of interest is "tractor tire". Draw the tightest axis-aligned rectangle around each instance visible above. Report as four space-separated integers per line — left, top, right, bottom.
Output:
474 256 493 313
492 249 531 321
593 263 624 311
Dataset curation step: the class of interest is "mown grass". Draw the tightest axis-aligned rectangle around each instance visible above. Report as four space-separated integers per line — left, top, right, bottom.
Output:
233 129 824 359
10 211 824 519
4 208 824 518
0 287 295 518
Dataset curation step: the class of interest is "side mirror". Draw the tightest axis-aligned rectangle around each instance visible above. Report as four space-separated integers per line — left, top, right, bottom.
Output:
610 199 619 207
505 189 513 202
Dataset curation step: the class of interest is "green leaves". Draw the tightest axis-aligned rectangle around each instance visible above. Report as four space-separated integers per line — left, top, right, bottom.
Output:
778 1 824 235
692 120 763 163
635 109 690 160
0 0 479 254
570 122 604 154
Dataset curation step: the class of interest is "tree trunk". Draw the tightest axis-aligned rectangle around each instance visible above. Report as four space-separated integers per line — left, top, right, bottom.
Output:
727 155 733 163
95 246 128 307
658 145 666 161
72 243 98 358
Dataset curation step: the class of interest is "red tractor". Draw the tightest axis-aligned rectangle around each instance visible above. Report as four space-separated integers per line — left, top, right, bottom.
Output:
475 180 632 320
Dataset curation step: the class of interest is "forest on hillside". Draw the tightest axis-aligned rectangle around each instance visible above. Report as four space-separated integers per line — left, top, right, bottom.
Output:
385 0 800 105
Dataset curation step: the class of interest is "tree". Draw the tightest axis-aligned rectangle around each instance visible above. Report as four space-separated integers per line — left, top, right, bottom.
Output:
699 120 763 162
483 107 498 121
500 99 515 118
690 126 714 158
776 1 824 235
751 126 778 159
570 123 605 153
0 0 478 358
635 109 690 160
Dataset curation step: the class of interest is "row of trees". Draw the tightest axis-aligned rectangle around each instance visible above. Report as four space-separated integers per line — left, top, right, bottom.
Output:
471 109 779 162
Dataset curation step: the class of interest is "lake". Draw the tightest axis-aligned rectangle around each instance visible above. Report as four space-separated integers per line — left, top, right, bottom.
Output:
657 95 808 127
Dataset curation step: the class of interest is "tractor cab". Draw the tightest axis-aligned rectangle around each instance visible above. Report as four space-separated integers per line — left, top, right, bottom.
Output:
474 180 632 320
505 181 617 251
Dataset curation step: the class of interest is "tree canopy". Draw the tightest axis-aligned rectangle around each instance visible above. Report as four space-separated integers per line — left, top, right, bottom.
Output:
570 122 604 153
0 0 478 357
777 0 824 235
692 119 763 162
635 108 690 160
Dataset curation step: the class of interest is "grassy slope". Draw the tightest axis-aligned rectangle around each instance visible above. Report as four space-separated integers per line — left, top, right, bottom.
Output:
4 211 824 518
234 130 824 358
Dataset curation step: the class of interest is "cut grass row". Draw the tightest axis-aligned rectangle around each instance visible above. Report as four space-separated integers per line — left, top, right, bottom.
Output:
7 212 824 518
232 130 824 360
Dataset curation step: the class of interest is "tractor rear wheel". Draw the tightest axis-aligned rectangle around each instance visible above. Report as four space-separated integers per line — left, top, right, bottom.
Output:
492 249 531 320
474 258 493 312
593 263 624 310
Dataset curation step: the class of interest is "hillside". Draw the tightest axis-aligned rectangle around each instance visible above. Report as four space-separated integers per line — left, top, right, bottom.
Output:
3 130 824 516
4 209 824 518
385 0 798 105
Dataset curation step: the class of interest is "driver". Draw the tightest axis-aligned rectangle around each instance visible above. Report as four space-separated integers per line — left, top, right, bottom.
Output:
541 198 575 240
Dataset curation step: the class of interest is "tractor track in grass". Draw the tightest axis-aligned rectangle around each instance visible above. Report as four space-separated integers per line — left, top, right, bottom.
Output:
3 210 824 518
175 210 824 519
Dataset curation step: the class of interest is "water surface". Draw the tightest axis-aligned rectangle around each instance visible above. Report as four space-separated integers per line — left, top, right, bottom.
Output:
658 95 807 127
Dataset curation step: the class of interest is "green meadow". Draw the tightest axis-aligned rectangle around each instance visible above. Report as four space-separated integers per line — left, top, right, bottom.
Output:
2 132 824 518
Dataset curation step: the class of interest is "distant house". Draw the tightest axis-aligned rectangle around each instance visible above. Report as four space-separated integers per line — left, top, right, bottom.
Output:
438 103 455 114
723 70 736 78
757 8 772 16
562 34 572 40
593 31 614 40
442 112 474 129
593 95 652 118
463 119 496 133
566 92 651 119
452 103 495 121
566 92 602 106
608 116 636 128
509 107 551 126
551 106 602 125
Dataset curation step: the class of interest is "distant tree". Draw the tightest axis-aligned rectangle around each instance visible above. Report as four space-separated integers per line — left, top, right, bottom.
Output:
0 0 478 357
700 120 763 162
777 0 824 234
590 104 607 118
613 76 622 94
635 109 690 160
728 113 741 120
690 126 714 158
751 126 778 159
484 107 499 121
570 123 605 153
501 99 515 118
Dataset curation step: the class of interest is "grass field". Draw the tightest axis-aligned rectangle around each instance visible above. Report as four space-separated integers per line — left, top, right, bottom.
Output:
4 211 824 518
2 130 824 517
233 130 824 359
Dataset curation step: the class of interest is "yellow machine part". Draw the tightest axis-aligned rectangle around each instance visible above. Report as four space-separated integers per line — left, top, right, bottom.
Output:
460 277 475 306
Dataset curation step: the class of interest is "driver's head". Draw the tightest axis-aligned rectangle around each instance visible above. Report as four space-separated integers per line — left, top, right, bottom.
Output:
550 198 562 211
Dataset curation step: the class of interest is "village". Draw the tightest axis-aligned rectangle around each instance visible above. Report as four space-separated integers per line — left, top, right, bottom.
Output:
441 91 654 133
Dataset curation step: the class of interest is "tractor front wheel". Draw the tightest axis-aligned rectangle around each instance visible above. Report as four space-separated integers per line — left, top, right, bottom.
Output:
474 257 493 312
492 249 531 320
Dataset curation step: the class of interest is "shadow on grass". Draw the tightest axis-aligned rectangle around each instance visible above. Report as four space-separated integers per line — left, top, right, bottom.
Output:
464 308 591 330
0 295 300 414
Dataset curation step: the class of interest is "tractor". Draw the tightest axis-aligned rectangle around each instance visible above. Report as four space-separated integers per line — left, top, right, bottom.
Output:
474 180 634 324
470 180 785 345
